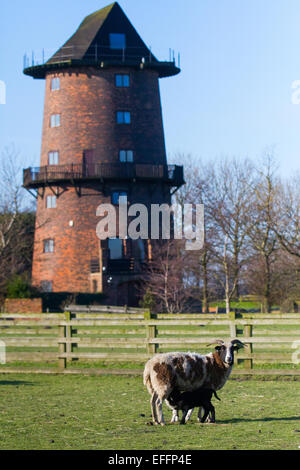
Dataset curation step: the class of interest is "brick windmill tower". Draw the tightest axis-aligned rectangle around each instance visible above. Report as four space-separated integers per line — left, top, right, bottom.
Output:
23 2 184 306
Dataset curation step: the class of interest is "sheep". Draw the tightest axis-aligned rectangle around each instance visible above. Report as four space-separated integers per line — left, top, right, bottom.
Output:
143 338 244 425
167 387 221 425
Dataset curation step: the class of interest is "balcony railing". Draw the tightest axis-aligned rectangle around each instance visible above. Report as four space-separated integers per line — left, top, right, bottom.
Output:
107 259 134 274
23 45 180 69
107 258 148 275
23 163 184 188
23 45 181 79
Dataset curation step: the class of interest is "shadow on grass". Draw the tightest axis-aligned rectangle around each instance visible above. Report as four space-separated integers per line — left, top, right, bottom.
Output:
0 380 34 386
220 416 300 424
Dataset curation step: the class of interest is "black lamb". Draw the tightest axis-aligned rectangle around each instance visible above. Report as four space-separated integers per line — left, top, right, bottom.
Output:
167 387 221 425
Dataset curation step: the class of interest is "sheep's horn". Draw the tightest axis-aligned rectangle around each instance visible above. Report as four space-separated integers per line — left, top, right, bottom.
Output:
231 339 245 348
206 339 225 347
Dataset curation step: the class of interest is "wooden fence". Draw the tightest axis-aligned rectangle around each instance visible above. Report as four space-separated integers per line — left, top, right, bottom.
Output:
1 306 300 376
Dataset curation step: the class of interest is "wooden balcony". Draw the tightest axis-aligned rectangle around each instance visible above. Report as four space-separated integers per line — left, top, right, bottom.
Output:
107 259 134 274
23 163 185 189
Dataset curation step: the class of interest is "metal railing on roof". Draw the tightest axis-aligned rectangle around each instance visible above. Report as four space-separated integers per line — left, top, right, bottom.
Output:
23 45 180 69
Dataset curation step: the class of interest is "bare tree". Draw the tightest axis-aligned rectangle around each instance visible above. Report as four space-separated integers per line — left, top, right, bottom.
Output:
202 158 255 313
244 246 300 312
0 146 23 255
171 155 217 312
142 152 300 314
272 173 300 258
245 153 280 312
0 145 35 294
143 239 194 313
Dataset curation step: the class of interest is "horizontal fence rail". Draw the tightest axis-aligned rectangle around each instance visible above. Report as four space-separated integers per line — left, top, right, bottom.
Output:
0 307 300 376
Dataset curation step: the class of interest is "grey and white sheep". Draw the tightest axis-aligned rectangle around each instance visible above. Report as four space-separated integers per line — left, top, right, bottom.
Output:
143 339 244 425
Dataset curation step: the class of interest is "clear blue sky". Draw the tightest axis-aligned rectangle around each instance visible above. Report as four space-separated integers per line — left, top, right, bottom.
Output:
1 0 300 176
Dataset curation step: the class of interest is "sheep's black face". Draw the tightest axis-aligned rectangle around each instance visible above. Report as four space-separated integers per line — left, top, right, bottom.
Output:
215 341 244 366
215 344 234 366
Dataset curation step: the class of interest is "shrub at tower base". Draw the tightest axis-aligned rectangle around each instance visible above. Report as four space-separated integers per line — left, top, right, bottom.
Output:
41 292 107 312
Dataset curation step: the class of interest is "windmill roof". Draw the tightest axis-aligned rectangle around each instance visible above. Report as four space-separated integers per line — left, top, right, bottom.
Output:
24 2 180 79
47 2 154 63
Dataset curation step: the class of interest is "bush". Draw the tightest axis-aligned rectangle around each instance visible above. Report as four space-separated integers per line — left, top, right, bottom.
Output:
6 276 38 299
139 289 156 313
41 292 106 312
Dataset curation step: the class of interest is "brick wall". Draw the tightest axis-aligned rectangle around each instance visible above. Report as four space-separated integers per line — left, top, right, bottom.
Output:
4 298 43 314
41 67 167 166
32 186 107 293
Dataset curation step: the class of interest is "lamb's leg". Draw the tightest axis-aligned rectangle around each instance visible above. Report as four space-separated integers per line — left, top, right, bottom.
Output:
165 399 178 423
209 404 216 423
200 405 210 423
150 392 159 425
198 406 212 423
184 408 194 422
180 408 188 425
197 406 204 422
171 408 179 423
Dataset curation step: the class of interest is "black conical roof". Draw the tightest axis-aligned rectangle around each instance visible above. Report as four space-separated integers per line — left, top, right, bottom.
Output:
24 2 180 79
48 2 155 63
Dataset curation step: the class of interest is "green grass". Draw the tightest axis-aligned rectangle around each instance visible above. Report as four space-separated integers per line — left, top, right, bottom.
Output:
210 301 262 310
0 374 300 450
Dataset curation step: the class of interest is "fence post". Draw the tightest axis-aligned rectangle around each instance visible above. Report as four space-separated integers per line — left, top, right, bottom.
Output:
244 324 253 369
144 309 158 355
229 311 237 338
65 311 73 364
58 323 67 370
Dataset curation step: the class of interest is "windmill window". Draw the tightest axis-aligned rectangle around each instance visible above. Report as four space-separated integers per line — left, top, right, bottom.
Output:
48 151 59 165
51 77 60 91
115 74 130 87
119 150 133 162
90 258 100 273
111 191 127 205
46 195 56 209
50 114 61 128
108 238 123 260
43 239 54 253
110 33 126 50
117 111 131 124
41 281 53 293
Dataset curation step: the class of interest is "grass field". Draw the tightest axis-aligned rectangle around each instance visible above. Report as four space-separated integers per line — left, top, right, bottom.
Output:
0 373 300 450
210 301 263 311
